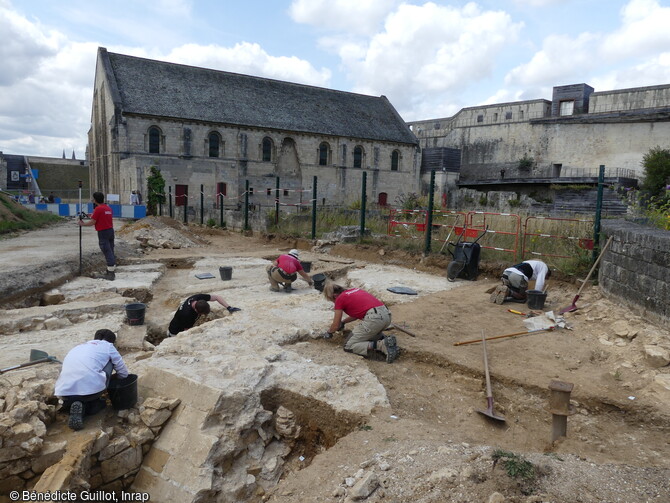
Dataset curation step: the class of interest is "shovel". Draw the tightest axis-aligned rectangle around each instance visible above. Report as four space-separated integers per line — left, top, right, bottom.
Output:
0 350 61 374
559 236 613 314
477 331 505 422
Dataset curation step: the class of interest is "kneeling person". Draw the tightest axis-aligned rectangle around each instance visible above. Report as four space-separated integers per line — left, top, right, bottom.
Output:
167 293 240 337
266 249 313 292
491 259 550 304
54 329 130 431
323 283 399 363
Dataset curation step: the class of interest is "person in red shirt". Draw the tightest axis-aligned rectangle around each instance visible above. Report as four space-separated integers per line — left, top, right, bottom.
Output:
78 192 116 280
323 282 399 363
266 249 313 292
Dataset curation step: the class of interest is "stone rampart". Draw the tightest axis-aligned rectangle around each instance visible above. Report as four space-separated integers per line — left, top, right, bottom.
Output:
600 220 670 327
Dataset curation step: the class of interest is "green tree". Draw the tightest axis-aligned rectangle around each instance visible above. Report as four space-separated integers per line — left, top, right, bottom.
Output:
146 166 165 215
641 146 670 197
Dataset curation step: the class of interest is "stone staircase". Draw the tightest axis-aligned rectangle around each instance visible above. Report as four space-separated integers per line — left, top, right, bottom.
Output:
550 188 628 216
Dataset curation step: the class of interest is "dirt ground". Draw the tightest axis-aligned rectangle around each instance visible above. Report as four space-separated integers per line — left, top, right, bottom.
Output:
3 218 669 502
124 220 670 502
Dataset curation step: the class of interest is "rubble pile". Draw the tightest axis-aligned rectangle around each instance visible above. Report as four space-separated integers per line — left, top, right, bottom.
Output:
0 367 179 495
118 217 208 249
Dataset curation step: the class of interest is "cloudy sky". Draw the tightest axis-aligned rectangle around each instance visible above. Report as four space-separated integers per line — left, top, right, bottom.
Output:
2 0 670 159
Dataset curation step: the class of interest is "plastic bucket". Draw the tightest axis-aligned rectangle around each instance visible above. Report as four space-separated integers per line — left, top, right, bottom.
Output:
526 290 547 310
300 261 312 273
107 374 138 410
125 303 146 326
220 266 233 280
312 273 326 292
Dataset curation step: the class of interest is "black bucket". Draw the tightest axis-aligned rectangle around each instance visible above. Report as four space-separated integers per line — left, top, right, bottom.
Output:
220 266 233 280
300 261 312 273
526 290 547 310
125 303 146 326
107 374 138 410
312 273 326 292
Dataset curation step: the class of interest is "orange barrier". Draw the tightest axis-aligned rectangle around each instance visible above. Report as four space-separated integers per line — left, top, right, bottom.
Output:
522 216 594 260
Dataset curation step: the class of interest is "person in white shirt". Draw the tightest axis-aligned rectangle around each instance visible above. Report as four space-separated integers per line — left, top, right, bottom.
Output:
54 329 129 431
129 190 139 205
490 260 551 304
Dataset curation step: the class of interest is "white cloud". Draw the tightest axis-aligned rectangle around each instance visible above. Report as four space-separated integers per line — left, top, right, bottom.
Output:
333 2 522 119
511 0 567 6
166 42 332 87
601 0 670 61
504 32 599 87
289 0 400 35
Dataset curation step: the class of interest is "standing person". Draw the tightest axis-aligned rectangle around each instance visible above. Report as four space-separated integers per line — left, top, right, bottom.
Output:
490 259 551 304
48 192 55 203
266 249 313 292
136 190 143 205
78 192 116 280
167 293 241 337
130 190 139 205
54 329 130 431
323 283 399 363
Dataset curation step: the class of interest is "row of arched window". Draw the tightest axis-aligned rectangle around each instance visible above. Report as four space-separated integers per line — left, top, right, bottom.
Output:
147 126 401 170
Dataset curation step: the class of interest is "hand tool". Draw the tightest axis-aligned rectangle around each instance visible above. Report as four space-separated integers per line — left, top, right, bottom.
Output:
477 330 505 422
454 327 555 346
0 350 61 374
507 309 526 315
559 236 613 314
387 322 417 337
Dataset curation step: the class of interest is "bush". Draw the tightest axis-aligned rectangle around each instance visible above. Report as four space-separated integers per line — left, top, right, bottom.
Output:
518 154 534 170
641 146 670 197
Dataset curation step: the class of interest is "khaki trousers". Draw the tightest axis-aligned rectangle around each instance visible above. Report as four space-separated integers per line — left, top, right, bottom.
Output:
345 306 392 356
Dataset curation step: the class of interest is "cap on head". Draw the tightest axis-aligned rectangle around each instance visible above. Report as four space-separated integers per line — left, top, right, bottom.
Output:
288 249 300 258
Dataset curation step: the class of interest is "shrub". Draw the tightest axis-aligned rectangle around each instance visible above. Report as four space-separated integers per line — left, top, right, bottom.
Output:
518 154 534 170
641 146 670 197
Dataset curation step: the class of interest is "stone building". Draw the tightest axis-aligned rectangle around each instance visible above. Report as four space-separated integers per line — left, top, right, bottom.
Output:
408 83 670 208
88 48 420 215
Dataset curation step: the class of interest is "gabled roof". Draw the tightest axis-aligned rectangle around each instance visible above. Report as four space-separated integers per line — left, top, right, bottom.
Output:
101 48 417 146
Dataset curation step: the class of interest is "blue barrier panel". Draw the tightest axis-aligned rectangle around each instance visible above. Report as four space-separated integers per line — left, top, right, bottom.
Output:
35 204 47 211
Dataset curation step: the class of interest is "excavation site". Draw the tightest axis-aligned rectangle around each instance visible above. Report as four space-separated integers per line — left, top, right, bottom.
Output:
0 218 669 503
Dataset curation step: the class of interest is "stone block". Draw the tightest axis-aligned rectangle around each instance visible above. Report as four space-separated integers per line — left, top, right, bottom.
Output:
0 446 27 463
141 447 170 474
348 471 379 500
644 345 670 368
142 397 173 410
32 440 67 474
99 436 131 461
0 475 24 493
128 426 155 445
101 446 142 483
140 407 172 428
92 430 110 454
42 291 65 305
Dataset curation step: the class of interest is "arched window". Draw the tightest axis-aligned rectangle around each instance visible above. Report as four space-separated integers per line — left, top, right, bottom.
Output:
149 126 161 154
319 142 329 166
208 132 221 158
391 150 400 171
262 137 273 162
353 146 363 168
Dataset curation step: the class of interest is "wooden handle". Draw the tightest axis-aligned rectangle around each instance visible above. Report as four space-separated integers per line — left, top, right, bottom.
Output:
481 331 493 399
454 327 553 346
575 236 613 297
389 323 417 337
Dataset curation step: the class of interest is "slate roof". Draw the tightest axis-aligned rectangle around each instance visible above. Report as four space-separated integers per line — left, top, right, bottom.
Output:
102 49 417 145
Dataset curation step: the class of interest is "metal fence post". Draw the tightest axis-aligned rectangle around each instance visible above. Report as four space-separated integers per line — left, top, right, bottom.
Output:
219 193 224 227
424 170 436 254
244 180 250 231
359 171 367 241
311 175 317 239
169 186 173 218
275 176 280 226
593 165 605 261
200 184 204 225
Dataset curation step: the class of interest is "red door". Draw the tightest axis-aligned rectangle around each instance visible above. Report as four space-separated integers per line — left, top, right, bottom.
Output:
175 184 188 207
378 192 388 206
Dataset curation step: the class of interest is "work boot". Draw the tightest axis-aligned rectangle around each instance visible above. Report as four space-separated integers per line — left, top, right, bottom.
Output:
490 285 508 305
85 398 107 416
377 335 399 363
283 283 293 292
269 286 280 292
68 401 84 431
102 271 115 281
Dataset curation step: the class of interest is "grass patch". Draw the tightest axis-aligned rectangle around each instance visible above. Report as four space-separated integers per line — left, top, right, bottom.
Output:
0 193 63 235
492 449 535 480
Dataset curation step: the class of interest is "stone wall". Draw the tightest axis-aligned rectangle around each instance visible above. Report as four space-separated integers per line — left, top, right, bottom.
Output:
600 220 670 327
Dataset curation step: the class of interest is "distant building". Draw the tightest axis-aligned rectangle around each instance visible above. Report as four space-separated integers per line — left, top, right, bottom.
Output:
88 47 420 215
0 152 88 201
408 83 670 206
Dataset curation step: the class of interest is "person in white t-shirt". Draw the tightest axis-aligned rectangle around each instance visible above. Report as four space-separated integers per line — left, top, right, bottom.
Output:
54 329 129 431
490 260 551 304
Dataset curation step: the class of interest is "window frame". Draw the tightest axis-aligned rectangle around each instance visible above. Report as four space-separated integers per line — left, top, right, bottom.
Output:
353 146 363 169
262 137 273 162
148 126 161 154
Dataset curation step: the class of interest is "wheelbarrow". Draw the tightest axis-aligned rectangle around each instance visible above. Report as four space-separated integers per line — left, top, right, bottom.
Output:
447 226 487 282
